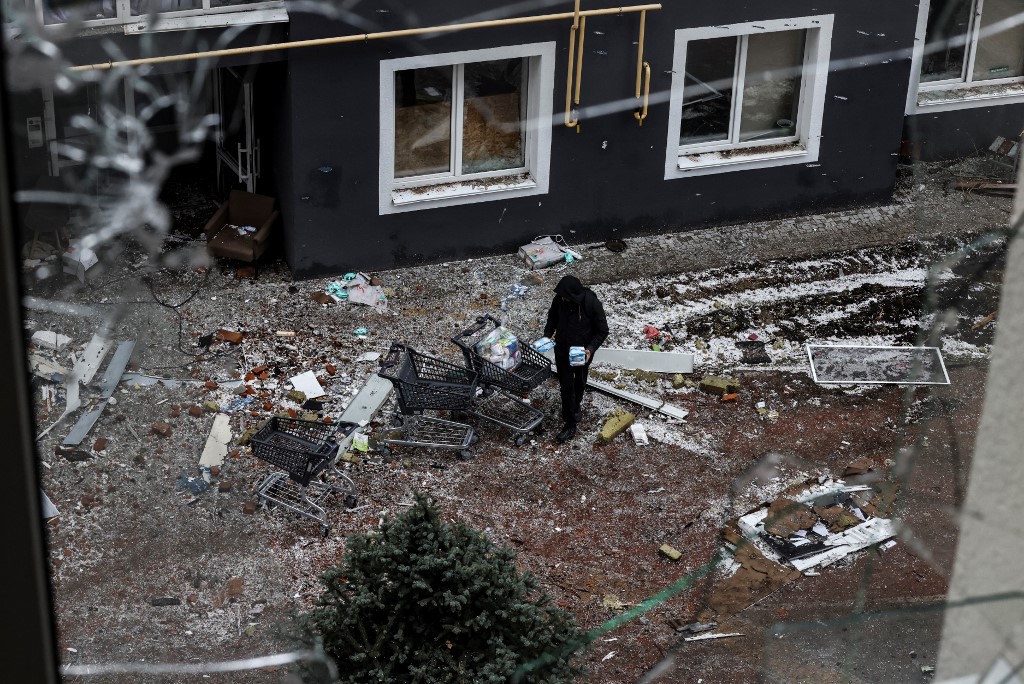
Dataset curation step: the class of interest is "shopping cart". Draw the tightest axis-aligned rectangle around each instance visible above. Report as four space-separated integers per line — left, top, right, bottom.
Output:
379 343 545 452
251 417 358 534
452 315 553 395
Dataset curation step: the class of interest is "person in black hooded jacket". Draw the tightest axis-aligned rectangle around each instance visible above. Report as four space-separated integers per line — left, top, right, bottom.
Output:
543 275 609 442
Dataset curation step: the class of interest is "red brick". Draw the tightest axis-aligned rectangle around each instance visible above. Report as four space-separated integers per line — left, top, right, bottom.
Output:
216 329 244 345
188 406 202 417
325 363 336 376
93 438 108 452
243 501 256 515
218 481 232 492
251 364 268 375
244 372 255 382
151 422 172 437
204 380 219 390
210 466 221 477
262 402 274 411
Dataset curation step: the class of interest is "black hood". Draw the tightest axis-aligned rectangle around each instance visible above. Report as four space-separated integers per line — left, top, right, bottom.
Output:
554 275 585 304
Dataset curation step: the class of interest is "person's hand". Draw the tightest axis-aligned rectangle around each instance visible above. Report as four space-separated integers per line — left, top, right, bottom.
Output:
584 349 592 363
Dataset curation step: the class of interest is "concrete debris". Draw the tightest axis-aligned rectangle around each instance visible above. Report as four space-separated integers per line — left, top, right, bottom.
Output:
199 414 232 469
62 240 98 283
31 331 71 351
629 422 649 445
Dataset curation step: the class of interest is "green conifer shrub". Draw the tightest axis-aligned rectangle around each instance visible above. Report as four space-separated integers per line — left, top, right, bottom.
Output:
301 493 584 683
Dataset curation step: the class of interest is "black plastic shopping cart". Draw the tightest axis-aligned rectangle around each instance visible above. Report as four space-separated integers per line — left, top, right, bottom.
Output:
251 417 358 534
452 315 553 395
378 343 544 455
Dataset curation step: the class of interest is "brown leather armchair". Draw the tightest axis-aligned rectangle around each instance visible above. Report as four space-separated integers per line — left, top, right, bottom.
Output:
203 190 279 265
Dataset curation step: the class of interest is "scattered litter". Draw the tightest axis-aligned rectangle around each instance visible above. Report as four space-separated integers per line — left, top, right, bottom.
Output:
31 331 71 351
601 651 617 662
518 235 581 270
353 328 369 337
289 371 325 399
807 344 949 385
659 543 682 561
176 472 210 495
683 632 744 642
599 409 635 444
41 489 59 519
199 414 232 469
629 422 649 445
62 240 98 283
276 331 296 337
356 351 381 363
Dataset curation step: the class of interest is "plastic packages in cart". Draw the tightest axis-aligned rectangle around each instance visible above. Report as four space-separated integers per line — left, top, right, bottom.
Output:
474 326 522 371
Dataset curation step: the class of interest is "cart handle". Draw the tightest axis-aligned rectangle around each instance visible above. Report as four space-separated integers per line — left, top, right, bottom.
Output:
455 314 503 341
378 342 410 382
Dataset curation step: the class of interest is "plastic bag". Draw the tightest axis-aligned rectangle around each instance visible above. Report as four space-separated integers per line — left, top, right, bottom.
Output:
474 327 522 370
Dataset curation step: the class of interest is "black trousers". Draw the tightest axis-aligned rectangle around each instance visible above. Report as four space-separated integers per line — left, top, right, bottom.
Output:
554 348 589 425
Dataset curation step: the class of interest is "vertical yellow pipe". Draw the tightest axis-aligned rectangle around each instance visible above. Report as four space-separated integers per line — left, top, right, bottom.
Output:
574 16 586 106
635 9 646 98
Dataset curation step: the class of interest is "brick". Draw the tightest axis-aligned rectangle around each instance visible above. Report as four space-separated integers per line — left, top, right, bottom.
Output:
216 329 244 345
325 363 336 376
204 380 219 390
721 393 738 402
93 437 109 452
170 407 180 418
188 406 202 417
251 364 268 375
210 465 221 477
671 373 686 389
287 408 298 419
598 409 635 444
243 501 256 514
225 577 244 597
699 376 740 396
218 481 232 492
151 422 172 437
262 402 274 411
659 544 682 561
203 401 220 413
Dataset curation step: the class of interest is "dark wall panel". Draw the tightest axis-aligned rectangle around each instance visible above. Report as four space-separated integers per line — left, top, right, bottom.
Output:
905 105 1024 161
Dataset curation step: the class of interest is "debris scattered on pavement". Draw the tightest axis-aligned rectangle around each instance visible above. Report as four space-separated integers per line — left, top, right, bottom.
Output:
598 409 635 444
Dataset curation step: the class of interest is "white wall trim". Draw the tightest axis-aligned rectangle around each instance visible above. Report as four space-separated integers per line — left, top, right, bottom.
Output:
663 15 834 179
378 41 555 215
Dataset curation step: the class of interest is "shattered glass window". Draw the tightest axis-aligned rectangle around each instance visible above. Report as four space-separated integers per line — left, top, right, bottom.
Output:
2 1 1024 683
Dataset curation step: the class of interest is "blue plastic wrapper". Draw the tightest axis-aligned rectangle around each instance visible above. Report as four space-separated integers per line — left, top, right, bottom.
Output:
569 346 587 366
532 337 554 353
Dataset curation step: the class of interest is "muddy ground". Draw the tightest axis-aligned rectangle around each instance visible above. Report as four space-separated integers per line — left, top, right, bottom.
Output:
24 165 1010 683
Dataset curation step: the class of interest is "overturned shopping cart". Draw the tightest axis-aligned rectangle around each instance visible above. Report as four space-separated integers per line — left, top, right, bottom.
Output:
378 343 544 457
452 315 553 395
251 417 359 535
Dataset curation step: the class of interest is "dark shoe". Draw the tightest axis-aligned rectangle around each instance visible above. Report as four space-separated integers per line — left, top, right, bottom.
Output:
574 409 582 423
556 425 577 443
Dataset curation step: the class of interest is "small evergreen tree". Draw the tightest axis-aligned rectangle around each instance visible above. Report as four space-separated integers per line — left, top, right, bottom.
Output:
302 493 584 683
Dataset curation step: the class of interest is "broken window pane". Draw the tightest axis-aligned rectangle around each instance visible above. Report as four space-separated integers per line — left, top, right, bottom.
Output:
42 0 117 23
972 0 1024 81
461 58 526 175
921 0 974 82
130 0 202 14
394 66 453 179
738 30 804 142
679 37 737 146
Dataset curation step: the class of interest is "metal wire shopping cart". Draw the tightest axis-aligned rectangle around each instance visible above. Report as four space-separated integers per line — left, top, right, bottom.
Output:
378 343 545 454
452 315 553 395
250 417 358 535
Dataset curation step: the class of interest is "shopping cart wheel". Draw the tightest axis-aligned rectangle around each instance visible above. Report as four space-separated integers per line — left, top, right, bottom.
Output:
481 387 494 397
459 450 474 461
470 433 479 445
344 494 359 509
320 524 330 538
390 416 404 428
513 434 527 446
380 446 393 458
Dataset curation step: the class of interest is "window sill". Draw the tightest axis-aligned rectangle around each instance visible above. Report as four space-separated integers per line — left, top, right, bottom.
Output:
389 173 538 210
670 142 810 177
914 82 1024 113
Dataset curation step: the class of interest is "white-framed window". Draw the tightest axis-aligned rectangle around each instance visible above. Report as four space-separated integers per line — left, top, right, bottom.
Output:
378 42 554 214
908 0 1024 113
664 15 834 179
7 0 287 34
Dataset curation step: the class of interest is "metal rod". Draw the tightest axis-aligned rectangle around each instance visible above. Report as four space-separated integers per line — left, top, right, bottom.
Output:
634 61 650 125
70 3 662 72
634 9 646 98
564 21 579 128
574 15 586 106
